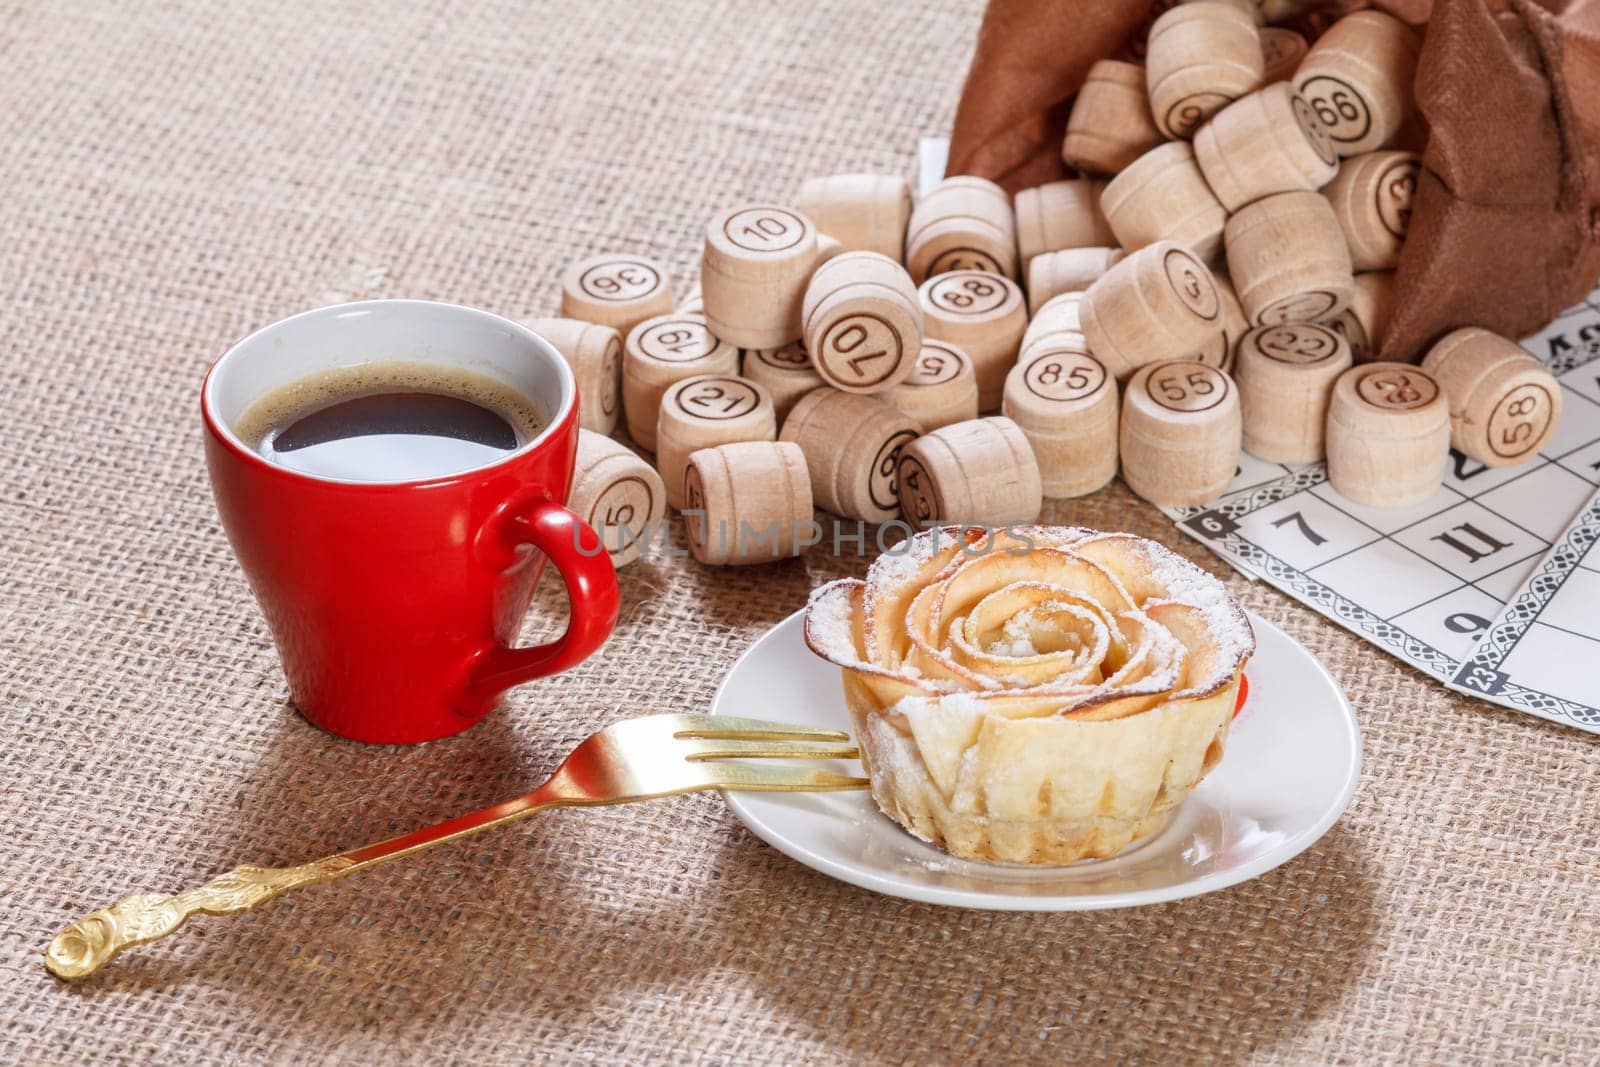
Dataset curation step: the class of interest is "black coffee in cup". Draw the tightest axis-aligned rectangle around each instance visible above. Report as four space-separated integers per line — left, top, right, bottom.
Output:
236 362 546 481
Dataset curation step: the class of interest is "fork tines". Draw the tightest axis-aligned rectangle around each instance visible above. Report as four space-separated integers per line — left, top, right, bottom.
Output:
671 713 852 743
670 714 860 764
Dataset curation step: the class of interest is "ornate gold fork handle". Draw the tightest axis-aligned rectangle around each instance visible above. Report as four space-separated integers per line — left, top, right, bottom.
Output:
45 858 358 981
46 781 571 980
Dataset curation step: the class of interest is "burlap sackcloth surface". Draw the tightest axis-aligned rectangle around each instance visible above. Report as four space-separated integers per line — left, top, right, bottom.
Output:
0 2 1596 1063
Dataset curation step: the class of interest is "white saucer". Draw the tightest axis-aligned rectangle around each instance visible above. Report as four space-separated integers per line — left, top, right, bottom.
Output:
718 609 1360 911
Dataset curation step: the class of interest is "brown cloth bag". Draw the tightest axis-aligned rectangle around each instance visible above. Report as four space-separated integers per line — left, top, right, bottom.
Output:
948 0 1600 361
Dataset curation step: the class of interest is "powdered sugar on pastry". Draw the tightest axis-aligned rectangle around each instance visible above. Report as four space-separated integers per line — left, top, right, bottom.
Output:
804 525 1254 864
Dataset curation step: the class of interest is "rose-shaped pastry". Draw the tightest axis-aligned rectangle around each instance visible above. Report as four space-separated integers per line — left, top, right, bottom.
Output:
804 525 1254 864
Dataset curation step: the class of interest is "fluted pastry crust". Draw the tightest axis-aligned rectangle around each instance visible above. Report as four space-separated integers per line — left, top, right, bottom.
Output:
805 525 1253 864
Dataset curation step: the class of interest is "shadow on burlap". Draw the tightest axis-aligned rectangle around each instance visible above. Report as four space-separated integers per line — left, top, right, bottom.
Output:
0 2 1596 1063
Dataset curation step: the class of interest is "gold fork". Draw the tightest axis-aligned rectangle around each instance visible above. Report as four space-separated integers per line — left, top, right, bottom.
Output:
45 713 864 980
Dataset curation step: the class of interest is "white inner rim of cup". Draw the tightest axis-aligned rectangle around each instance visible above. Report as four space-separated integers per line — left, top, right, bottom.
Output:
204 300 576 486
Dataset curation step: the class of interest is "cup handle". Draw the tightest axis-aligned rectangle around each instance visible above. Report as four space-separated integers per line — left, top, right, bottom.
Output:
463 500 620 709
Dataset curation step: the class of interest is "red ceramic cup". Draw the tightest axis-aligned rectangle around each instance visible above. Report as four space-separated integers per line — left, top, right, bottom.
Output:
202 300 621 744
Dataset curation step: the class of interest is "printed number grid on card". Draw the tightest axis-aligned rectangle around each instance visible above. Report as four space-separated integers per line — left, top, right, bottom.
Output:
1161 295 1600 732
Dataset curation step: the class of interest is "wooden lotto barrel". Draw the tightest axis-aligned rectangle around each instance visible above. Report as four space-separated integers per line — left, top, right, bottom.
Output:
568 430 666 568
1192 83 1339 211
1293 10 1421 156
1421 328 1563 468
621 312 739 451
1014 178 1115 266
1328 271 1395 363
1198 0 1265 24
1100 141 1227 263
904 176 1018 284
740 342 824 425
1145 2 1265 139
1326 362 1450 507
1195 271 1248 374
1079 240 1225 379
780 388 921 523
1019 292 1087 362
1003 348 1120 498
559 252 675 339
918 270 1027 411
1027 247 1123 314
656 374 777 510
1061 59 1166 175
529 317 623 436
884 340 980 432
896 417 1042 526
1120 359 1242 506
701 204 819 349
1323 150 1420 271
800 251 923 394
1234 322 1353 463
795 173 912 261
1259 27 1308 85
1224 190 1353 325
684 441 813 566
